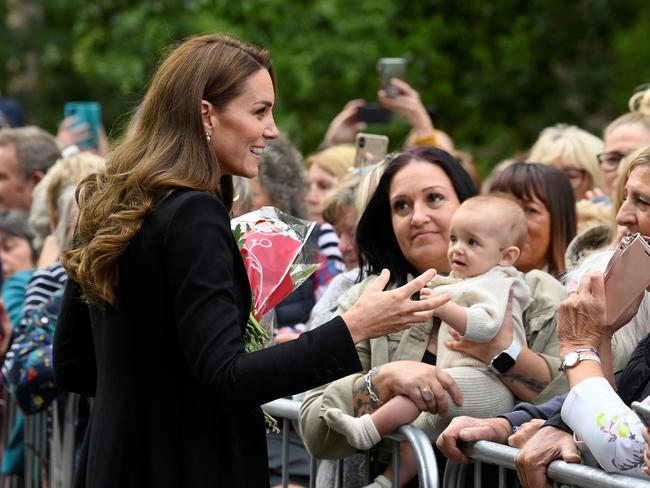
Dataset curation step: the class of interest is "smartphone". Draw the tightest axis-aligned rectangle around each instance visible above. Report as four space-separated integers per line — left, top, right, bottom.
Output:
356 103 392 124
631 401 650 427
603 233 650 326
354 133 389 167
64 101 102 149
377 58 407 98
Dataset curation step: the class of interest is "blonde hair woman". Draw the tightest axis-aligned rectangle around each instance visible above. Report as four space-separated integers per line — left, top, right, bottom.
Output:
52 33 449 487
528 123 605 201
305 143 355 221
305 143 356 277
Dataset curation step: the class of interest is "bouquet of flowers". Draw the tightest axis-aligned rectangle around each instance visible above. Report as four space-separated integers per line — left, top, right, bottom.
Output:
232 207 319 431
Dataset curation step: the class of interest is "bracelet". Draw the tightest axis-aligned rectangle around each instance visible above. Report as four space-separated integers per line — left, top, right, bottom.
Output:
364 367 381 405
574 347 599 356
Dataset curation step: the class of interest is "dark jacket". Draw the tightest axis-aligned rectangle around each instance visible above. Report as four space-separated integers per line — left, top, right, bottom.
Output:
53 189 362 487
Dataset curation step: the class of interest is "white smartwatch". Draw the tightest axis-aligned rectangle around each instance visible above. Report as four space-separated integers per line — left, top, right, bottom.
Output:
489 339 522 374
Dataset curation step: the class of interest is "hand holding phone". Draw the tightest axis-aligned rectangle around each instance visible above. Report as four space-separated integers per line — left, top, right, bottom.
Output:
356 103 392 124
354 133 389 167
603 233 650 327
377 58 407 98
63 101 102 149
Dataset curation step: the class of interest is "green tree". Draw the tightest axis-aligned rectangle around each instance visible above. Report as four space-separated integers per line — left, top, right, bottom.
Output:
1 0 649 174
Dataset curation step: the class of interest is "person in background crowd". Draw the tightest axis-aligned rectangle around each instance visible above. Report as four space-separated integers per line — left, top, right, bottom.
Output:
527 123 605 203
0 210 36 326
305 143 355 298
231 176 253 217
599 88 650 198
564 89 650 271
23 152 105 316
0 97 25 128
53 33 449 487
0 127 61 212
251 136 308 219
488 162 576 278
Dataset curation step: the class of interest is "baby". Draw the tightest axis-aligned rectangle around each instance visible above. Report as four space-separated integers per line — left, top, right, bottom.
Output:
324 194 531 487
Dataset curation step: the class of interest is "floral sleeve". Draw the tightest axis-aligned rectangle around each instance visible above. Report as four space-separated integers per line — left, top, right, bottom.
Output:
1 292 63 414
562 376 650 479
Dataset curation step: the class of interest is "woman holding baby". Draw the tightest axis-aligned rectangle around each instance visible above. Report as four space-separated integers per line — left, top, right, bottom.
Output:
299 147 571 487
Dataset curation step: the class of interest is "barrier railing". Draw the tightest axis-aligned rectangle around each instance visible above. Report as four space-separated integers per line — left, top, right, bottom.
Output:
443 440 650 488
263 398 439 488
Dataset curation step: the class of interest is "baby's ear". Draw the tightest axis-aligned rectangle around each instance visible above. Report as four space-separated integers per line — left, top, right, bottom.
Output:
499 246 520 267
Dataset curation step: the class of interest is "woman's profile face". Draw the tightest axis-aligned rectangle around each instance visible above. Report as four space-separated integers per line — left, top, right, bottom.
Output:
389 160 461 274
512 194 552 272
616 164 650 238
208 69 279 179
306 163 337 222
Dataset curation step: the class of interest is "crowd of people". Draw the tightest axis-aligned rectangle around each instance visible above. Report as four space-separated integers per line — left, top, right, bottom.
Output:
1 33 650 488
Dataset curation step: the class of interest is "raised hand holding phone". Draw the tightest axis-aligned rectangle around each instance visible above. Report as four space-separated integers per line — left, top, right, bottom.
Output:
63 101 102 150
354 133 388 167
603 233 650 328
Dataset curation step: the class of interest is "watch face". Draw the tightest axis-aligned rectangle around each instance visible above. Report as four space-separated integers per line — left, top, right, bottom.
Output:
492 353 516 373
564 352 579 368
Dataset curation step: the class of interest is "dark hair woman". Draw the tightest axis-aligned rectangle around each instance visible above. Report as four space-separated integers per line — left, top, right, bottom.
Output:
489 162 577 277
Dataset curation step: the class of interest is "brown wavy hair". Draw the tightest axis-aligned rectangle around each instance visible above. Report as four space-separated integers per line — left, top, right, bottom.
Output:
62 34 274 304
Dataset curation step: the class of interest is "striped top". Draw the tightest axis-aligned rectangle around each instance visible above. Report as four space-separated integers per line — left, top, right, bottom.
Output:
22 262 68 317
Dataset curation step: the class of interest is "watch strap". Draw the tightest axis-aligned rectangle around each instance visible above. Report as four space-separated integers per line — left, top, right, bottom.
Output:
504 338 522 362
489 338 521 374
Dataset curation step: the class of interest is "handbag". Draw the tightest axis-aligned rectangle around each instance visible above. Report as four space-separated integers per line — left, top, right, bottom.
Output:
603 233 650 326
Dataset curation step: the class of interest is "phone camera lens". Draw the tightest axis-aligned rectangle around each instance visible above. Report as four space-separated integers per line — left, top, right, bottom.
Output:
358 137 365 148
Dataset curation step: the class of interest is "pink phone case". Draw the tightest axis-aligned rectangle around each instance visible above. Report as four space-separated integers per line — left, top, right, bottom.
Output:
603 234 650 326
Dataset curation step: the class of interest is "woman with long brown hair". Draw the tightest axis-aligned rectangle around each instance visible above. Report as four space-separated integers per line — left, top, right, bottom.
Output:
52 34 449 487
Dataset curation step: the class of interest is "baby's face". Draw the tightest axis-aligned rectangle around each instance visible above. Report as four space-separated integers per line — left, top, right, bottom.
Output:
447 208 509 278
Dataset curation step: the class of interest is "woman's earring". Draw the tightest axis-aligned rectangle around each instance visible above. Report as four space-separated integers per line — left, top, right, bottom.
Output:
205 131 212 142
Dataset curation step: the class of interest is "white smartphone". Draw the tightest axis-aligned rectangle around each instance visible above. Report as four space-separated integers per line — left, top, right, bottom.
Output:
354 133 389 167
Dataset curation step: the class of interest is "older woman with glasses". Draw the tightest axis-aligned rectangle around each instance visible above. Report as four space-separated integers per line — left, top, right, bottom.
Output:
598 87 650 198
527 123 605 203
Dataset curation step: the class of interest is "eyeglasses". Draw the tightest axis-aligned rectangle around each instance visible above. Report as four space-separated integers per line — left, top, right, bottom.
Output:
560 167 587 189
597 151 626 172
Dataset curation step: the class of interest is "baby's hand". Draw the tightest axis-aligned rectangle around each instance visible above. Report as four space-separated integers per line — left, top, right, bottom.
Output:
420 287 434 299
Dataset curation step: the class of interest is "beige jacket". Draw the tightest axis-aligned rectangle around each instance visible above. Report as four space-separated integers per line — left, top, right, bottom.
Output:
299 269 566 459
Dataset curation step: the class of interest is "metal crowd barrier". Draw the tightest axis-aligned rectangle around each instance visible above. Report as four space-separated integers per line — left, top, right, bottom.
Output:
443 440 650 488
0 392 79 488
263 398 439 488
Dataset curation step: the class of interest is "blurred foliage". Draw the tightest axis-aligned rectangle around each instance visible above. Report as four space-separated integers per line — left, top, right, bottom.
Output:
2 0 650 175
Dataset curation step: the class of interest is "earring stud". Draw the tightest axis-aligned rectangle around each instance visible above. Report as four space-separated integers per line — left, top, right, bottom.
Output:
205 131 212 142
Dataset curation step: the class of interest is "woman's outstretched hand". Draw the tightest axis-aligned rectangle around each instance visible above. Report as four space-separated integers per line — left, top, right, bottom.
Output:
341 268 450 344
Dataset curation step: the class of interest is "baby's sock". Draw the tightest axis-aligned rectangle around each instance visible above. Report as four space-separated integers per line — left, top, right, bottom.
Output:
363 474 392 488
324 408 382 450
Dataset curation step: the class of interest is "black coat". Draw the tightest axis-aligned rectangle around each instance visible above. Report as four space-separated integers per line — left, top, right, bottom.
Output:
53 189 362 487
